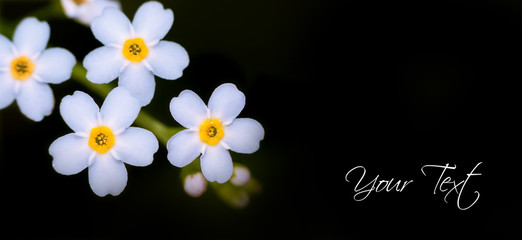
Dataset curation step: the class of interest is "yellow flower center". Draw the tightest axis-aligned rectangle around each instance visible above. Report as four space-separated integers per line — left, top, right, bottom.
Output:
122 38 149 63
199 118 224 146
72 0 87 5
88 126 115 154
10 56 35 81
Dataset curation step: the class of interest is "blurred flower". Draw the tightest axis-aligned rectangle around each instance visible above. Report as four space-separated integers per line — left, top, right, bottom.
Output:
49 87 159 197
184 172 207 197
167 83 265 183
231 165 251 186
0 17 76 121
61 0 120 25
83 1 189 106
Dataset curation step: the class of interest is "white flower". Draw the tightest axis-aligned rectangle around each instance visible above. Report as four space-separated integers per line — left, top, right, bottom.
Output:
167 83 265 183
183 172 207 197
49 87 159 197
61 0 121 25
83 1 189 106
0 17 76 121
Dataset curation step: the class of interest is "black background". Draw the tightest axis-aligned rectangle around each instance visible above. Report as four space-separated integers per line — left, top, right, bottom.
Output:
0 0 520 239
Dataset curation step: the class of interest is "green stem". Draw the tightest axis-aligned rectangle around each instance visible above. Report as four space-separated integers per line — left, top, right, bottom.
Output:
71 65 111 96
71 64 182 146
134 111 180 146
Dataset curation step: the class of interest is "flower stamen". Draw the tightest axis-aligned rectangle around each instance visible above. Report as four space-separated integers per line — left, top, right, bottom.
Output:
89 126 115 154
122 38 149 63
199 118 224 146
10 56 35 81
72 0 87 5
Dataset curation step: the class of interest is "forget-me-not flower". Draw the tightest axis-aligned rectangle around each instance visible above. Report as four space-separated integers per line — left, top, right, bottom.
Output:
50 87 159 197
83 1 189 106
0 17 76 121
167 83 264 183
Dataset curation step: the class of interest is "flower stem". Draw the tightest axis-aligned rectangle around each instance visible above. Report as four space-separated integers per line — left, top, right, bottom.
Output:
71 64 181 145
134 111 180 146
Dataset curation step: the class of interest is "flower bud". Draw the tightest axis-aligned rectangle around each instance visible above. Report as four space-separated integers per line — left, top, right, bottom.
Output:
184 172 207 197
231 166 251 186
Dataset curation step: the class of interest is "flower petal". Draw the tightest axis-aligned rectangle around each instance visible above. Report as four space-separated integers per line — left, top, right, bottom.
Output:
167 129 203 167
148 41 189 80
84 46 125 84
208 83 245 125
91 7 131 46
16 80 53 122
100 87 140 131
169 90 208 129
0 34 14 68
75 0 121 25
132 1 173 43
50 133 91 175
60 91 100 133
200 145 233 183
61 0 80 18
0 72 16 109
13 17 50 57
223 118 264 154
34 48 76 84
112 127 158 167
118 63 155 106
88 153 127 197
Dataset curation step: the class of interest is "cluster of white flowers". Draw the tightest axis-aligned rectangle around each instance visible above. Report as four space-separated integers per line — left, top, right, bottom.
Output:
1 1 264 198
